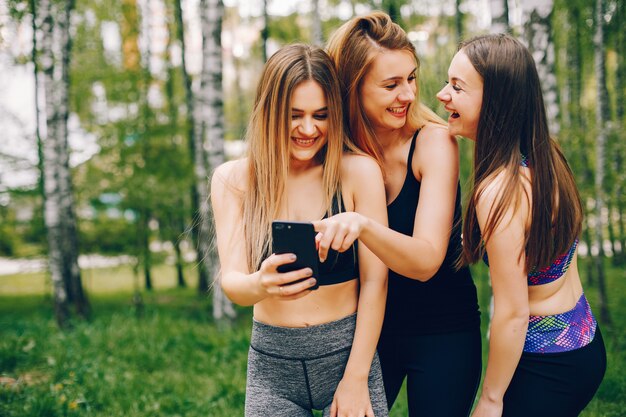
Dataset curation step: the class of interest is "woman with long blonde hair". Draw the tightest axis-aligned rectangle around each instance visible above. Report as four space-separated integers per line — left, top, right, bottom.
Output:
438 33 605 417
314 12 481 416
211 44 389 416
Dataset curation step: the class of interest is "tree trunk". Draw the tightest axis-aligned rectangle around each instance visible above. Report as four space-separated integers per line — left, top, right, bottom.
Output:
140 0 154 291
311 0 322 46
593 0 611 325
455 0 463 43
490 0 510 34
607 200 617 260
174 236 186 288
140 210 153 291
522 0 559 134
261 0 268 62
31 0 45 223
617 187 626 264
199 0 235 320
613 0 626 264
39 0 89 327
382 0 401 26
173 0 209 292
31 0 49 282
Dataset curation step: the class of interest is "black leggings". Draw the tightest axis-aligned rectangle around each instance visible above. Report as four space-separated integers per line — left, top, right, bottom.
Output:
503 326 606 417
377 328 482 417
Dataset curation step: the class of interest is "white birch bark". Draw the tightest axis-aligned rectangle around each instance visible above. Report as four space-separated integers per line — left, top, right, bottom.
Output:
39 0 88 326
521 0 559 134
199 0 234 320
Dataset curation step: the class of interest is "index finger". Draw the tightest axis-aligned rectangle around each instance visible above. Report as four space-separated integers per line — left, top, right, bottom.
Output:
264 252 296 271
311 219 325 233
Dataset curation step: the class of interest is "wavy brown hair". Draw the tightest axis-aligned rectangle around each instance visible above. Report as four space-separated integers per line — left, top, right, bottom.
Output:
459 34 582 271
243 44 351 272
326 11 444 173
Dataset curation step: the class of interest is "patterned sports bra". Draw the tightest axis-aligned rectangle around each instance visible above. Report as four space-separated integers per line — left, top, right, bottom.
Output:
527 239 578 285
483 238 578 286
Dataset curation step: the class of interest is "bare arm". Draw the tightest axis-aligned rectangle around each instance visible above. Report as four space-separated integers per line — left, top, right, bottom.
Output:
331 154 388 417
211 160 316 306
472 176 530 417
315 125 459 280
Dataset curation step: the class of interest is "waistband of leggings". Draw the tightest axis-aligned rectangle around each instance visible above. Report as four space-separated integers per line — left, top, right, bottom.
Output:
250 313 356 359
524 292 597 354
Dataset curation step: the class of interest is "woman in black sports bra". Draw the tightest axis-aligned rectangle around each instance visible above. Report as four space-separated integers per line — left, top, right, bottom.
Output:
316 12 481 416
211 44 389 416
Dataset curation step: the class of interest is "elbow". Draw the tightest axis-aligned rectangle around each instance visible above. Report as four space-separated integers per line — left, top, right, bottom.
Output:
408 264 440 282
493 305 529 333
221 281 253 307
403 253 445 282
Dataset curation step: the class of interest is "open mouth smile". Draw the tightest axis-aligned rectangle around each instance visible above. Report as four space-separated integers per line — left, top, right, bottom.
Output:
387 106 407 117
291 136 318 147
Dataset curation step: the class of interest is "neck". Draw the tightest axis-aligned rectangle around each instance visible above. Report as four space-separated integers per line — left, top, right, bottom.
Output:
374 126 411 150
289 157 321 174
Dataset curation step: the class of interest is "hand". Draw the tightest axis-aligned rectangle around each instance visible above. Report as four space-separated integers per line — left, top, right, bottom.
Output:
258 253 317 300
471 397 503 417
330 376 374 417
312 212 366 262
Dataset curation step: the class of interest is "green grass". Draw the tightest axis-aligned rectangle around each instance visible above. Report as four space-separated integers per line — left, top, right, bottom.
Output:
0 260 624 416
0 264 201 295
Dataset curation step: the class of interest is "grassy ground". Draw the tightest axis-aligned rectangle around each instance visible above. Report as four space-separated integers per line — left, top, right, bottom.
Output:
0 260 624 416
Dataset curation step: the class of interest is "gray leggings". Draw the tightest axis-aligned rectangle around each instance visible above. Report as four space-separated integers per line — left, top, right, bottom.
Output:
245 313 388 416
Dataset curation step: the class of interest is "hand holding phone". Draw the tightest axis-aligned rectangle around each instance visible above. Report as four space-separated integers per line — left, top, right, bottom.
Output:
272 221 320 290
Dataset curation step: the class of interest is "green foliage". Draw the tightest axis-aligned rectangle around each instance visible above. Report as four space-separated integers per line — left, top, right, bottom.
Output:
269 14 306 43
79 216 138 255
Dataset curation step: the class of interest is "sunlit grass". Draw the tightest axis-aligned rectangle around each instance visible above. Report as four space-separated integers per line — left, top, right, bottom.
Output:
0 263 201 295
0 260 624 416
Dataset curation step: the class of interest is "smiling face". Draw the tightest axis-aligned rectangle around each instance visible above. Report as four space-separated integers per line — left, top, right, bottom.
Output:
289 80 329 163
360 49 417 134
436 50 484 140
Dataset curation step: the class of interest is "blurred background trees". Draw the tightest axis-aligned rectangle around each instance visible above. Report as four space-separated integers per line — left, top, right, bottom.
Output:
0 0 624 328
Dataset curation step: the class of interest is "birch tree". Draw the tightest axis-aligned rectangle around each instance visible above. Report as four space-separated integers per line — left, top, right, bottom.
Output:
199 0 235 320
614 0 626 263
311 0 322 45
490 0 509 33
39 0 89 327
521 0 559 134
173 0 197 288
593 0 611 324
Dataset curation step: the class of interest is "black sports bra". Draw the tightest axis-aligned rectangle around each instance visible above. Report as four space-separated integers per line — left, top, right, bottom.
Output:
317 194 359 285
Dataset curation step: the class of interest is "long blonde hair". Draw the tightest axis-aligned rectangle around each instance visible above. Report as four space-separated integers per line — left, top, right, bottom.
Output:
243 44 349 272
326 11 445 171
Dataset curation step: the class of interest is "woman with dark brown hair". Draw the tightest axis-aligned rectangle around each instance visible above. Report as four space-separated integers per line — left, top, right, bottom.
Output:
437 33 606 417
315 12 481 416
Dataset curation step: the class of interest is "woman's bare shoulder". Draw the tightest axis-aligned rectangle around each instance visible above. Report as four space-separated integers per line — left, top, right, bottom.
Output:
212 158 249 194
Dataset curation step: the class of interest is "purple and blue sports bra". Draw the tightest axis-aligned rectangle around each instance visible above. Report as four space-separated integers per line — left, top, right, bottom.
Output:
483 238 578 286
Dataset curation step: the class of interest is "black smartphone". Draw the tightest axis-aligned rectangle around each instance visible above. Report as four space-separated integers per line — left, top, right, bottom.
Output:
271 220 319 290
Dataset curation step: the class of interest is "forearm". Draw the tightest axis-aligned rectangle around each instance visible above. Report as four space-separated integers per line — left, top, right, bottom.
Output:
480 312 528 403
343 278 387 381
221 270 265 306
359 217 443 280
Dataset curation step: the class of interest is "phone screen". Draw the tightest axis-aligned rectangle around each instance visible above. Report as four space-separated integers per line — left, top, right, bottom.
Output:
271 221 320 289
